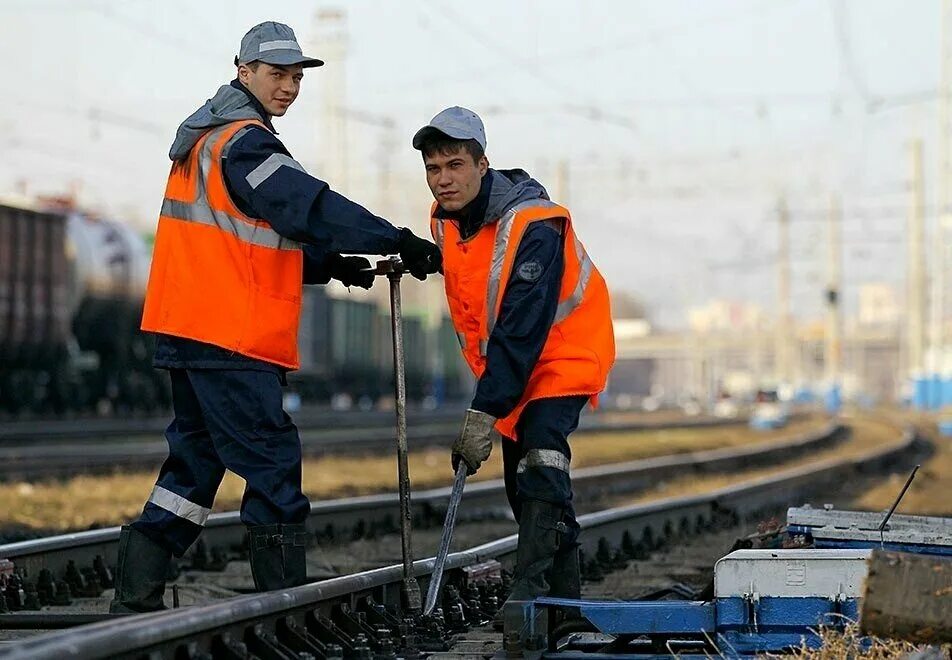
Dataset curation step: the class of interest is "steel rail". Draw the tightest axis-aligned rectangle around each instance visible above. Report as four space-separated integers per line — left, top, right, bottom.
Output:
0 425 916 659
0 407 464 443
0 408 742 444
0 422 843 582
0 412 749 480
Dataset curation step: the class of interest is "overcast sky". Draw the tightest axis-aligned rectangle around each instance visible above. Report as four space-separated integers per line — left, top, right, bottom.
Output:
0 0 942 327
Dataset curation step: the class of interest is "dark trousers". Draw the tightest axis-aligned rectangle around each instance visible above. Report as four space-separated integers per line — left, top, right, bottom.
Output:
132 369 310 557
501 395 587 540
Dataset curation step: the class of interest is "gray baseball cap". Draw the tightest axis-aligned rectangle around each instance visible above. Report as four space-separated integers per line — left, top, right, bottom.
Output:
235 21 324 69
412 106 486 151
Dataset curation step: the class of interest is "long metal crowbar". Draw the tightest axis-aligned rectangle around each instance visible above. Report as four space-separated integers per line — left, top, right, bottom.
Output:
374 256 422 613
423 462 468 615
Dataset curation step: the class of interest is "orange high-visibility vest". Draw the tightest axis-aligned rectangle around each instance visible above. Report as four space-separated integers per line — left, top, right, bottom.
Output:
431 199 615 439
141 119 304 369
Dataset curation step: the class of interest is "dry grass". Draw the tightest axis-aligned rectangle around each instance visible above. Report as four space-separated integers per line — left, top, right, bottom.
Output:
784 624 943 659
619 415 902 505
0 416 825 534
855 411 952 516
570 416 826 468
594 408 737 425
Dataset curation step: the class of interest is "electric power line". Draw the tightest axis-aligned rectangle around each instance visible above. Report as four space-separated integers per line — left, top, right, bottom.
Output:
830 0 872 103
417 0 639 133
87 2 221 58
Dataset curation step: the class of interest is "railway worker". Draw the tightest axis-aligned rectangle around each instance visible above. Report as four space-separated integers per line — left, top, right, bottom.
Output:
110 22 441 613
412 107 615 619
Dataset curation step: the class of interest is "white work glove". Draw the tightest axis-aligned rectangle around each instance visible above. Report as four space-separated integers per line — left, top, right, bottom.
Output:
451 408 498 475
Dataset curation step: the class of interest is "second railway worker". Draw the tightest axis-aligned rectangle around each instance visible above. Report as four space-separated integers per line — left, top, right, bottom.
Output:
412 107 615 622
110 22 441 613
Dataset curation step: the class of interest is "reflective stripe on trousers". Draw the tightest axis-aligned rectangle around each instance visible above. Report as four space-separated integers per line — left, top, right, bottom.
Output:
516 448 571 475
147 485 211 526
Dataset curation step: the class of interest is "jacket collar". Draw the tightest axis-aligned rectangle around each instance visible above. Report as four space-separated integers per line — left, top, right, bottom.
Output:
434 169 549 240
229 79 277 134
433 171 492 239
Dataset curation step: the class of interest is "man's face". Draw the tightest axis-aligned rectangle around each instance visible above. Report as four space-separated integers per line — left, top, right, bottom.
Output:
423 147 488 212
238 62 303 117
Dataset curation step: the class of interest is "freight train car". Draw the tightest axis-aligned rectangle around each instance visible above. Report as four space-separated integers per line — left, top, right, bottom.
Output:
0 200 71 412
295 289 384 404
1 198 469 416
292 287 470 407
0 198 165 415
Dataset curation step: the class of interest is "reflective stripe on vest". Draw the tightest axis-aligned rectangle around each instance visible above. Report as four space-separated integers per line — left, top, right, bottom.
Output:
160 124 301 252
554 234 595 324
483 199 598 355
485 199 559 338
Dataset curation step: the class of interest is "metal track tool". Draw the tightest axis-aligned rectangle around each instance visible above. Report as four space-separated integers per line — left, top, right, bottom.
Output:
423 462 467 615
373 256 422 612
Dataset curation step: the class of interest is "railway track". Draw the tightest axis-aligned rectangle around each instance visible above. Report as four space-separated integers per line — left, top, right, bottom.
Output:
0 421 843 583
0 407 462 444
0 411 748 480
0 420 919 658
0 407 739 444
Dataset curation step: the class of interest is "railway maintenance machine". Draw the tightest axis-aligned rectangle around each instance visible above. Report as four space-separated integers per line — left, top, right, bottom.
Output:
503 505 952 658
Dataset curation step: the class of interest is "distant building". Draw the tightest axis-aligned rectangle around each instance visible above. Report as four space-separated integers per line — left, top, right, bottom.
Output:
613 318 651 340
856 283 900 327
688 299 766 333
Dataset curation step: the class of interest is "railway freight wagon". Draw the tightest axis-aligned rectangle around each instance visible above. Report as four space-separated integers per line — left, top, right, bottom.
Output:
434 315 473 402
293 287 469 406
375 309 427 401
0 199 165 416
295 289 383 403
1 198 469 416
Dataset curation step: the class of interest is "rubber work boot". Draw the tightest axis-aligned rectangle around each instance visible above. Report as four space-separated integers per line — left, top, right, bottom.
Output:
548 544 583 628
248 523 310 591
548 545 581 599
109 525 171 613
494 500 566 631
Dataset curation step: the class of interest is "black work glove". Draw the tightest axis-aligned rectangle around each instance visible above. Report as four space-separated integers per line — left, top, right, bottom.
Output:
326 253 374 289
397 228 442 281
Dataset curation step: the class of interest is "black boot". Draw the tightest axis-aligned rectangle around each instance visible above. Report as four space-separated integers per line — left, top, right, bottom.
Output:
510 500 568 599
548 544 584 630
494 500 565 631
248 523 309 591
109 525 171 613
549 545 581 599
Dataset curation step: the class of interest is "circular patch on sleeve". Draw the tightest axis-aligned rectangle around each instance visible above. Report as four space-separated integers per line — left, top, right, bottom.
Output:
516 261 544 282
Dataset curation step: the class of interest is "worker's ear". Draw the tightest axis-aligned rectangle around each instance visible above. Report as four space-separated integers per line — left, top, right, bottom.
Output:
237 63 253 85
477 155 489 176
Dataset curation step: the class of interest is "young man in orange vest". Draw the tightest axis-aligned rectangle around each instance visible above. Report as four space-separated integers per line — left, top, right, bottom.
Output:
413 107 615 617
110 22 441 613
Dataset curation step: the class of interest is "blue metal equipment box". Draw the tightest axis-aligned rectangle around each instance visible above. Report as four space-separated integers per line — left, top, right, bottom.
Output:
503 507 952 658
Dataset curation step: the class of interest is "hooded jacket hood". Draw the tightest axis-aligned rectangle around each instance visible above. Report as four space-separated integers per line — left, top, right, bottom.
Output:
433 168 550 238
482 168 549 225
168 83 268 161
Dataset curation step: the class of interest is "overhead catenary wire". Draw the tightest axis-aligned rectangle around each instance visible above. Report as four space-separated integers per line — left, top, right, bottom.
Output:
417 0 638 133
830 0 873 104
86 2 222 58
